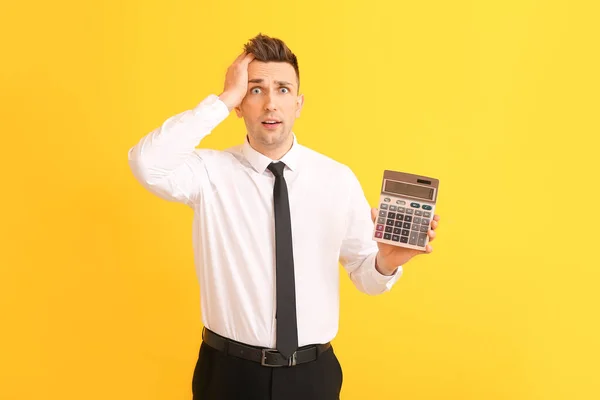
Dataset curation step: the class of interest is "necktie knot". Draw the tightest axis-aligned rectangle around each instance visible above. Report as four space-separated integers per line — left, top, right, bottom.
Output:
267 162 286 178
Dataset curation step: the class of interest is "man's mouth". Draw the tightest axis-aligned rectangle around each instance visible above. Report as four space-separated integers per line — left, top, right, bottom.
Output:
262 120 281 127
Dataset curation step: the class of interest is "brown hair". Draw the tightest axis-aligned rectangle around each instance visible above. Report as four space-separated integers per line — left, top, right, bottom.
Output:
243 33 300 92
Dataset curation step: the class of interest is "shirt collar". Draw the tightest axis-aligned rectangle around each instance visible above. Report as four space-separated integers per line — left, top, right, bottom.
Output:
242 133 300 174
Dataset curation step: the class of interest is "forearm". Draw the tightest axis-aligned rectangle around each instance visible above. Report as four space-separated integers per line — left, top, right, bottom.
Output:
345 251 402 296
128 95 229 183
127 95 229 203
375 252 399 276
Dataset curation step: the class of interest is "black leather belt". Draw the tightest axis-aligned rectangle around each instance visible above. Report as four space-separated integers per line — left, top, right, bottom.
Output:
202 327 331 367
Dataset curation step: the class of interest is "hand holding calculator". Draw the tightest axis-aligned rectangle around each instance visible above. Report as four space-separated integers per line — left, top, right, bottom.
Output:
372 170 439 251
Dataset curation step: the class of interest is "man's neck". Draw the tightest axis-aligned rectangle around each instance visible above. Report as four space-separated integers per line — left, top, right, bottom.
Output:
248 134 294 161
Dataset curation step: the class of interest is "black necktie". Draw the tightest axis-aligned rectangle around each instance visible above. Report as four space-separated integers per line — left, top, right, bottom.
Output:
267 162 298 359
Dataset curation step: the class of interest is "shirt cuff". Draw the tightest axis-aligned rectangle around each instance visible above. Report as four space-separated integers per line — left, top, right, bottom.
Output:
368 252 403 289
192 94 231 122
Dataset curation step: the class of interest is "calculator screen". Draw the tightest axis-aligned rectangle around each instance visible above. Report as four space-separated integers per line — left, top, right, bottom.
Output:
384 180 434 200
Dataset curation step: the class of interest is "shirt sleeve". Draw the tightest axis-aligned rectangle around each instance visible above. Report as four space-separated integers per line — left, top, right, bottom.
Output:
338 167 403 295
127 94 229 206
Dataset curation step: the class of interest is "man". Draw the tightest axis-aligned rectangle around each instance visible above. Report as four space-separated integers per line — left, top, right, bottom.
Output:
128 33 440 400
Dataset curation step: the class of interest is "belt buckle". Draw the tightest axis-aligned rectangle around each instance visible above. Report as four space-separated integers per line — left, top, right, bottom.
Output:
261 349 297 367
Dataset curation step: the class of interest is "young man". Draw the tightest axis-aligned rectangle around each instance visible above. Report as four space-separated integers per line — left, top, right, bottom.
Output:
128 33 440 400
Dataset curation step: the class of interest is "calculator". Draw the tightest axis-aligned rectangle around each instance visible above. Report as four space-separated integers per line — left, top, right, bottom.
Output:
372 170 439 250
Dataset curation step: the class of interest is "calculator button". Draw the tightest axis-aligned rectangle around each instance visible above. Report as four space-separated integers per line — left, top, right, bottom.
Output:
403 222 411 229
396 200 406 205
380 203 389 210
385 226 393 233
396 214 404 220
377 217 385 224
400 236 408 243
415 210 423 217
419 225 429 233
405 209 414 215
423 212 431 218
387 212 396 219
413 217 421 224
404 216 412 223
384 233 392 240
417 233 427 247
376 224 384 231
393 228 401 234
422 205 432 210
389 205 397 211
392 235 400 242
384 198 391 202
397 207 405 213
412 224 420 231
394 221 402 227
409 232 418 245
402 229 410 236
379 210 387 217
422 219 430 226
386 219 395 226
375 231 383 238
410 203 420 208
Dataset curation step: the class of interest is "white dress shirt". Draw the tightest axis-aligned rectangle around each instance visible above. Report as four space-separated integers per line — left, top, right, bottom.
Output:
128 94 402 348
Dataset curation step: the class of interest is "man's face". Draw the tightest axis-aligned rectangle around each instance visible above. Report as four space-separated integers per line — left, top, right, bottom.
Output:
235 61 303 150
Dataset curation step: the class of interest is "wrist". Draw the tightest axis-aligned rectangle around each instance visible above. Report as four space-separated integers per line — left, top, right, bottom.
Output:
375 252 396 276
218 91 239 112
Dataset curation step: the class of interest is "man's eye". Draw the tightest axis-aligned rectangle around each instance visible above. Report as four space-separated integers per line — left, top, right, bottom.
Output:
251 88 261 94
280 87 289 93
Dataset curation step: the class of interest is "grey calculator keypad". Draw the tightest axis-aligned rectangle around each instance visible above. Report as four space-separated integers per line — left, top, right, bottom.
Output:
375 198 434 248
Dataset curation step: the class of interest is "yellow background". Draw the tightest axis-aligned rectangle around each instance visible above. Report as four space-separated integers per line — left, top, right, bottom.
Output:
1 0 599 399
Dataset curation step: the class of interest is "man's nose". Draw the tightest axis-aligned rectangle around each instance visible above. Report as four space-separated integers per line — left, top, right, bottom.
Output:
263 93 277 111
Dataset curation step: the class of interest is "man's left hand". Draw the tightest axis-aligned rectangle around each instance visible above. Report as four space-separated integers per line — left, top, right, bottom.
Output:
371 208 440 276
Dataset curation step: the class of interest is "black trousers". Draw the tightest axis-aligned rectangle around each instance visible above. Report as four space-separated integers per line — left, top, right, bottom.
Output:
192 340 344 399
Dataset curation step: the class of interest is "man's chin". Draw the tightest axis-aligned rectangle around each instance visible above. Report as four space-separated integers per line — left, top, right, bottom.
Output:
256 129 288 145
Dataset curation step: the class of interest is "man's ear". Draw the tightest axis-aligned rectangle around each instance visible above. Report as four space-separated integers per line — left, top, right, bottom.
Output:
234 105 242 118
295 94 304 118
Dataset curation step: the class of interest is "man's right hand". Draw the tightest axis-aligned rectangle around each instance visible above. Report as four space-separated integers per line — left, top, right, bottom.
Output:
219 52 256 112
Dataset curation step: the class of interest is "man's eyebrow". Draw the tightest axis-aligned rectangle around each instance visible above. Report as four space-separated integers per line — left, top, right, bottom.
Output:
248 79 294 87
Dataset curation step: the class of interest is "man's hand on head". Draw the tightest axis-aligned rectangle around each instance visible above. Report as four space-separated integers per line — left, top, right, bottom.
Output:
219 51 255 112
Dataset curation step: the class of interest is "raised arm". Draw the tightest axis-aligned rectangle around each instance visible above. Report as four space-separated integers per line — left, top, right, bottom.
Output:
127 95 228 206
339 168 403 295
127 52 255 206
